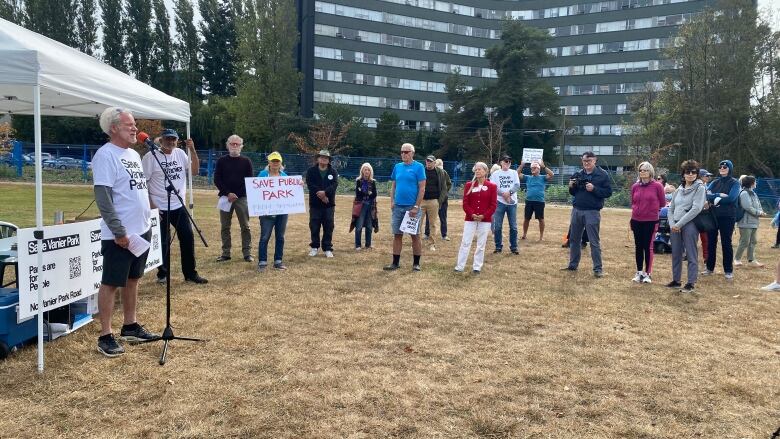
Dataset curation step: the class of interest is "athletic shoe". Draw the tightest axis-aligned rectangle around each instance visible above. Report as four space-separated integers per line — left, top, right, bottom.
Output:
257 264 267 272
700 269 714 276
560 266 577 271
156 276 166 284
724 272 734 280
632 271 643 283
184 274 208 284
273 263 287 270
97 334 124 357
666 281 682 288
680 283 695 293
453 268 463 273
355 247 362 251
748 260 764 267
324 251 334 258
383 264 400 271
493 249 502 254
429 245 436 252
443 236 451 241
511 250 519 255
760 281 780 291
215 255 231 262
771 244 779 249
244 255 254 262
642 274 652 284
472 269 480 275
733 259 743 266
412 264 421 272
593 270 604 278
119 323 160 344
308 248 318 257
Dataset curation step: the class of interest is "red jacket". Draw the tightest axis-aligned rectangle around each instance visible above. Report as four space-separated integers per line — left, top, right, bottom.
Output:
462 180 497 222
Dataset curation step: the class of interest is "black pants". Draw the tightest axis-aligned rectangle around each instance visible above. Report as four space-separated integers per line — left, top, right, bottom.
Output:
309 206 335 251
775 226 780 246
631 219 658 273
158 207 197 279
424 199 448 238
706 217 736 274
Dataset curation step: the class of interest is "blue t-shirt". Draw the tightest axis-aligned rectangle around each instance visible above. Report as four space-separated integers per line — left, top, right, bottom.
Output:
257 169 288 177
390 161 426 206
525 175 547 202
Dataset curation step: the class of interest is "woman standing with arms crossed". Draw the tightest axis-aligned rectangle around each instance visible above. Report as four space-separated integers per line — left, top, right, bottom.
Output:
667 160 707 293
455 162 497 274
630 161 666 283
352 163 377 250
256 152 289 271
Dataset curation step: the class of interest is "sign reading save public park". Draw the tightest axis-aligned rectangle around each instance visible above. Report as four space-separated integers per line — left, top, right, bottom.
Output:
17 210 162 319
245 176 306 216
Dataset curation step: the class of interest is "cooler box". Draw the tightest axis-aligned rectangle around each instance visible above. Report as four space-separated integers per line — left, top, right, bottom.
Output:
0 288 37 359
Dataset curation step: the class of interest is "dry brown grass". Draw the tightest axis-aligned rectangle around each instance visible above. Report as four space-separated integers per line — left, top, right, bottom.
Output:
1 184 779 438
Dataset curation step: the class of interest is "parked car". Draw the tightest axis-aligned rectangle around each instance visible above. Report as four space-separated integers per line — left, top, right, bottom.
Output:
45 157 91 170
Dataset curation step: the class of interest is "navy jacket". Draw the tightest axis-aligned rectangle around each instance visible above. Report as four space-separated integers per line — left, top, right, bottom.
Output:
569 166 613 210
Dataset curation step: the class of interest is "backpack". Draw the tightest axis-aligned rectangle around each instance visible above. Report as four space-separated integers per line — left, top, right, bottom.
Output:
735 190 746 222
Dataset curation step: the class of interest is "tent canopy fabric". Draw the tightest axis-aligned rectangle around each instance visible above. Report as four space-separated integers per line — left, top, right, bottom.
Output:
0 18 190 122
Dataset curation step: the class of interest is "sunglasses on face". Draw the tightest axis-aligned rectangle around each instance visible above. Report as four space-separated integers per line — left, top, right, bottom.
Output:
719 165 728 169
639 169 648 172
684 170 698 175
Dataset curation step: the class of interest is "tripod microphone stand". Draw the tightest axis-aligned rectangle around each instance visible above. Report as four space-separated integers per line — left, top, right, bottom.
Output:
146 141 208 365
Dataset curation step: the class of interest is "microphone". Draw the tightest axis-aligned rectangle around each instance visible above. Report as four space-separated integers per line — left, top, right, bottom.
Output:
137 132 158 151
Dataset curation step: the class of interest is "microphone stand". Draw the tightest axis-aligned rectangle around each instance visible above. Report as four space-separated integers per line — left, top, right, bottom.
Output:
146 142 207 365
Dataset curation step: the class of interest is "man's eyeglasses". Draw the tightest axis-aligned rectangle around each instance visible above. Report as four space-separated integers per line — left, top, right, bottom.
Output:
229 142 242 146
400 150 412 154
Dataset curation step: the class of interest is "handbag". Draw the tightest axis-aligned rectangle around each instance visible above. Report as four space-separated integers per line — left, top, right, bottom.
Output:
692 207 718 232
351 200 362 217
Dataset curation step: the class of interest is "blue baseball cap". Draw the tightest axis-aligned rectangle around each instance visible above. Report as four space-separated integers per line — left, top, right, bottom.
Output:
160 128 179 139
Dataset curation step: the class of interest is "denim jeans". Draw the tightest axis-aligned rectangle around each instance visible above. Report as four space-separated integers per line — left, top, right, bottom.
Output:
258 214 288 264
354 203 373 248
493 202 518 251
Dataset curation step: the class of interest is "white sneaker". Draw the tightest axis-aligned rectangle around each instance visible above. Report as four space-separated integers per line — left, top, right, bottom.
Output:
748 260 764 267
443 236 451 241
324 251 334 258
725 272 734 280
429 245 436 252
642 274 652 284
760 281 780 291
701 269 714 276
308 248 318 257
632 271 643 283
733 259 742 266
355 247 362 251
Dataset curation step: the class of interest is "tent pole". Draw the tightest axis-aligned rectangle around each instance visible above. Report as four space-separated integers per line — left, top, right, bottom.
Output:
34 84 44 373
186 123 193 215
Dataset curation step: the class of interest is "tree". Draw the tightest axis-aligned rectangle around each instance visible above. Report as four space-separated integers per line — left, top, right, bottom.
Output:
124 0 155 83
151 0 174 93
477 111 509 165
373 111 402 155
76 0 98 56
173 0 201 102
199 0 237 96
24 0 77 46
0 0 24 23
100 0 126 71
439 71 488 160
288 103 358 155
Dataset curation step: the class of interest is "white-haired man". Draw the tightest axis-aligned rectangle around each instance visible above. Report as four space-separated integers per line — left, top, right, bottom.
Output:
384 143 426 271
214 134 254 262
519 159 554 240
92 107 160 357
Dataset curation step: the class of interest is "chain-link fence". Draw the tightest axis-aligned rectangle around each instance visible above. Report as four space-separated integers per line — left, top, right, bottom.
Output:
2 141 780 212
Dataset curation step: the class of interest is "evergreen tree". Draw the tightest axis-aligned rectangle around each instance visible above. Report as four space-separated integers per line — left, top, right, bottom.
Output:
173 0 201 102
100 0 126 71
24 0 77 46
373 111 402 155
198 0 237 96
0 0 24 23
124 0 155 83
76 0 98 56
151 0 174 93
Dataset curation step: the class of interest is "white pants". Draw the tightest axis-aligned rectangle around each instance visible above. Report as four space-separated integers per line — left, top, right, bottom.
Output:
456 221 491 271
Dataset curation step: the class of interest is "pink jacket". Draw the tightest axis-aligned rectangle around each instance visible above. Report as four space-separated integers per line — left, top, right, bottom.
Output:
631 180 666 221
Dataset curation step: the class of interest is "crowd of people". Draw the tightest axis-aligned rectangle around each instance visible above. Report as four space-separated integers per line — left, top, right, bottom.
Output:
90 106 780 358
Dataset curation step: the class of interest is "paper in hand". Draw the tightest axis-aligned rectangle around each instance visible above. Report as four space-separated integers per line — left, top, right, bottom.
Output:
217 196 232 212
127 234 151 257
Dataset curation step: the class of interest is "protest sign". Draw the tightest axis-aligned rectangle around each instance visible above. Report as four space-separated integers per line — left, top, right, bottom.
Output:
246 176 306 216
399 210 421 235
521 148 544 164
17 210 161 319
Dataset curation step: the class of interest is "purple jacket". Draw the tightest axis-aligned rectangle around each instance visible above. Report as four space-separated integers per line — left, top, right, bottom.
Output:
631 180 666 221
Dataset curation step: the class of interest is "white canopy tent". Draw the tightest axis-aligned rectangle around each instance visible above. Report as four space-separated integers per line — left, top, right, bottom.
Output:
0 18 192 372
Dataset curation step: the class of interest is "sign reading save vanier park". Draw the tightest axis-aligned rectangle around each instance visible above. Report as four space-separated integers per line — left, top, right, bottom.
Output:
17 210 162 319
245 176 306 216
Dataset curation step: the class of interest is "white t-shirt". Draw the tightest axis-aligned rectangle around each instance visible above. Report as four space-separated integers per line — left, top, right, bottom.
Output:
490 169 520 205
141 148 189 211
92 143 151 239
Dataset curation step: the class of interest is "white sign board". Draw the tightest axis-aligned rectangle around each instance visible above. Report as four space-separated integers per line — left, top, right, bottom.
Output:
399 211 421 235
17 210 162 319
246 176 306 216
521 148 544 164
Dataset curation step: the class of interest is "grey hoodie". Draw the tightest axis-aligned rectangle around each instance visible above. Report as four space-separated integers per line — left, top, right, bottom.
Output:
737 189 763 229
669 179 706 229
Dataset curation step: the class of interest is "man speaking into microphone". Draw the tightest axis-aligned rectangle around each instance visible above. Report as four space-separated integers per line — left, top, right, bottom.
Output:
92 107 160 357
141 129 208 285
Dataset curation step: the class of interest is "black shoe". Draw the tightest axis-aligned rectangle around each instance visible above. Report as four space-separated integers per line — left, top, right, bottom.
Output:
273 263 287 270
680 283 695 293
562 242 570 248
97 334 124 357
156 276 166 284
412 264 421 272
216 255 231 262
120 323 160 344
472 269 480 274
772 244 780 249
493 249 502 254
593 270 604 278
560 266 577 271
244 255 254 262
666 281 682 288
185 274 208 284
383 264 400 271
511 250 519 255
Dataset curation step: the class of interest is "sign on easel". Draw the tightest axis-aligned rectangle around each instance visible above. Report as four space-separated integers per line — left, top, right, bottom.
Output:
521 148 544 164
17 210 162 319
245 176 306 216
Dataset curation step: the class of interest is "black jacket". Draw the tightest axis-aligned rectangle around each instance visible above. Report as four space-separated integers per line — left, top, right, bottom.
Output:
305 164 339 208
354 179 377 204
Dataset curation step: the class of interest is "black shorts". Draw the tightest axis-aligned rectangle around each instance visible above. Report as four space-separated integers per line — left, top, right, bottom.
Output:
101 229 152 287
524 201 545 220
